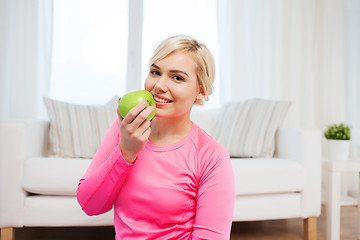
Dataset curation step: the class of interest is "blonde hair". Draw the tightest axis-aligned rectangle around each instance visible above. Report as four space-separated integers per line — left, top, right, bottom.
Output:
149 35 215 105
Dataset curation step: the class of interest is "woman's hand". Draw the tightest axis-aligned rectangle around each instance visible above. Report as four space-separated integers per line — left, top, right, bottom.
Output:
117 100 155 164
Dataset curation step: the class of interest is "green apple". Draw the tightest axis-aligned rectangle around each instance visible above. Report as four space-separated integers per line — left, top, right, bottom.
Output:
118 90 156 120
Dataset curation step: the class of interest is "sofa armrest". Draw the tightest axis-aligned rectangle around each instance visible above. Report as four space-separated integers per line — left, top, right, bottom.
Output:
275 126 321 162
275 126 322 218
0 120 49 228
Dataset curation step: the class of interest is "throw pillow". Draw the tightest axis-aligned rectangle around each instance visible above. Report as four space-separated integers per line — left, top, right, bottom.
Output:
43 96 118 158
212 98 291 158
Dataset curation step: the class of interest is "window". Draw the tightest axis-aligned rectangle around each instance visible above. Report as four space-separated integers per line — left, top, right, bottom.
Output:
50 0 219 107
50 0 128 104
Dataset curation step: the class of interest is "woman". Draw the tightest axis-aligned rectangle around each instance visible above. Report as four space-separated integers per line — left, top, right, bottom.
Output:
77 35 235 239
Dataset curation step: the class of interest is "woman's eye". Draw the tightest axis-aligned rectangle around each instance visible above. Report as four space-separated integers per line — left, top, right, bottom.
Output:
151 70 160 76
173 75 184 81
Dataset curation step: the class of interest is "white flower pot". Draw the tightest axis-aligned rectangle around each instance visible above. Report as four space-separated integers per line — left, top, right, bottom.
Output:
326 139 350 161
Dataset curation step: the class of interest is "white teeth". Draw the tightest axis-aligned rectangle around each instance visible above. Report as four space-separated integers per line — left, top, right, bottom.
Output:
154 96 171 103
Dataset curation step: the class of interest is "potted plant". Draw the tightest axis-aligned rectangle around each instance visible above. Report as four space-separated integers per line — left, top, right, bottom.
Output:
324 123 351 161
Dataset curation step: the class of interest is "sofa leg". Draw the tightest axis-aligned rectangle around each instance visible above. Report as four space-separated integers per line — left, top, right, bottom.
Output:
304 217 317 240
1 227 15 240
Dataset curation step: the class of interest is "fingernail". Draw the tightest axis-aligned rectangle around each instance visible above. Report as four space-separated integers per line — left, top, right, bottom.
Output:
143 100 149 105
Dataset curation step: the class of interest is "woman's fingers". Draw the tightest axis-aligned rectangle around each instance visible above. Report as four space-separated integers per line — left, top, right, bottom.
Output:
142 125 152 141
119 101 153 140
122 107 154 139
137 119 151 137
122 101 149 124
123 102 155 129
118 100 154 161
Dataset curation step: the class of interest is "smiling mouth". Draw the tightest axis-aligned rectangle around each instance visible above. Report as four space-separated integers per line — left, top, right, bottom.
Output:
153 96 173 103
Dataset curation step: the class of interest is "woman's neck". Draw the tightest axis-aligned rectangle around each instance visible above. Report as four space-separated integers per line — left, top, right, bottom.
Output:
149 114 193 146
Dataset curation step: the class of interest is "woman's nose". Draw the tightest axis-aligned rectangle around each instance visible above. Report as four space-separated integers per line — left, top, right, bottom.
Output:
154 76 168 93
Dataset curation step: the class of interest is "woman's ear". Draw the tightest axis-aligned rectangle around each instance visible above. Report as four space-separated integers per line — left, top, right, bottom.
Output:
195 80 205 103
196 92 204 101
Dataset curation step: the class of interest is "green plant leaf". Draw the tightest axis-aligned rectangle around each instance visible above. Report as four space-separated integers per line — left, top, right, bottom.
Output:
324 123 351 140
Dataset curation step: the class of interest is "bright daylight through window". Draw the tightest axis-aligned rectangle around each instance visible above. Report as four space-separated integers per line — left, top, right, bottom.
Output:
50 0 128 104
50 0 219 107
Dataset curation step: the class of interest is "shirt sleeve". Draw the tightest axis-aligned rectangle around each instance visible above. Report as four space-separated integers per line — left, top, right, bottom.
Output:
192 147 235 240
77 119 135 216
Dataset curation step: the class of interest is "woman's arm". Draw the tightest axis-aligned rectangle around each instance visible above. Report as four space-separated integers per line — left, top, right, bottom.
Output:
77 119 134 216
77 100 154 216
192 149 235 240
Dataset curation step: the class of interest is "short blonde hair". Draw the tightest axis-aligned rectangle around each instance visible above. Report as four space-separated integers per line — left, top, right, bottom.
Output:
149 35 215 105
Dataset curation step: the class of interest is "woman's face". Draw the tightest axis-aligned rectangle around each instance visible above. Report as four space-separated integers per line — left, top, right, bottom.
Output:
144 50 204 119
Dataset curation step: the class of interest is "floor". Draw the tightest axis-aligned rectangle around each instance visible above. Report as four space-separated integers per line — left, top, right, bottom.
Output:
230 205 357 240
7 205 358 240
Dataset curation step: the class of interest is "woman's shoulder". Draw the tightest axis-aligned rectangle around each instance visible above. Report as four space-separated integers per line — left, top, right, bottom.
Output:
190 124 232 180
191 124 229 157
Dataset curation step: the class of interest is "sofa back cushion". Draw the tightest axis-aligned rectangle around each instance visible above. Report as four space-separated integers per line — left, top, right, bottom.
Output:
212 99 291 158
43 96 117 158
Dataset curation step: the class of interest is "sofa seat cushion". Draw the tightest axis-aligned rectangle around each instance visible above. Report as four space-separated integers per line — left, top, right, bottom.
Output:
23 195 114 226
231 158 305 196
22 157 91 196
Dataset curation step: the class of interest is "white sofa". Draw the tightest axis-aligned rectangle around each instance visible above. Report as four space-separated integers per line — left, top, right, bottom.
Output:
0 108 322 240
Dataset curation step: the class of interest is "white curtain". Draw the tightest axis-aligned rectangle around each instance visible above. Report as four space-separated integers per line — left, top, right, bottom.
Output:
217 0 360 198
0 0 53 121
217 0 347 129
344 0 360 197
344 0 360 160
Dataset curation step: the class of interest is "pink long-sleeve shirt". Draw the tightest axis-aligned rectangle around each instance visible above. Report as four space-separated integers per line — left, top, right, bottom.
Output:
77 119 235 240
